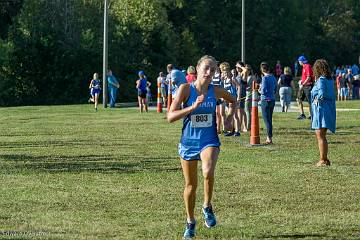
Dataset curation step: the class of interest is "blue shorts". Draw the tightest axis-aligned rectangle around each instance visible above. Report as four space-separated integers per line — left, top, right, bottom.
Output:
90 88 101 96
178 142 220 161
239 99 245 109
340 88 348 97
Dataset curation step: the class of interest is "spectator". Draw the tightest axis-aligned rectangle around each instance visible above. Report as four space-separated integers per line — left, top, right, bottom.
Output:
311 59 336 167
351 63 359 76
107 69 119 108
221 62 241 137
244 65 255 131
339 72 350 101
294 60 299 77
259 62 277 144
136 70 148 113
146 81 152 106
235 61 248 132
211 67 226 134
166 64 187 101
336 73 342 101
297 55 314 120
278 67 295 112
186 66 197 83
352 74 360 99
275 60 282 79
157 72 167 107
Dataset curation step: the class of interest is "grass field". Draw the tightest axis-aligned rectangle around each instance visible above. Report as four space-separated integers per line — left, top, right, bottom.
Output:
1 101 360 239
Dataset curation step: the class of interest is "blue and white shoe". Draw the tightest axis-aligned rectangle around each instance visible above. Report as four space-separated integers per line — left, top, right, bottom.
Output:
224 131 234 137
203 206 217 228
183 221 196 239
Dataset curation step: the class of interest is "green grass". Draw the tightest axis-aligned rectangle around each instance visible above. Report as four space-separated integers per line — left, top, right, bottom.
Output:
0 101 360 239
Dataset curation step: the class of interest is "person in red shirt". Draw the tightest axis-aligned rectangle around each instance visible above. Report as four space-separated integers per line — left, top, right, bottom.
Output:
297 55 314 120
335 73 341 101
186 66 197 83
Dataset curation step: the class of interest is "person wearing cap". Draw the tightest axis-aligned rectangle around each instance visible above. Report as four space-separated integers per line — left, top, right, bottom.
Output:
297 55 314 120
136 70 148 113
107 69 120 108
167 65 187 100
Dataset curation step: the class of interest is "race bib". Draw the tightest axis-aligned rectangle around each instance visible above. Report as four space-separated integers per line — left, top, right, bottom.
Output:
191 114 212 128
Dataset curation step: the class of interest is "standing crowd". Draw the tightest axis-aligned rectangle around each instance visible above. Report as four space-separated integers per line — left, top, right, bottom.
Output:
85 54 353 239
164 54 340 239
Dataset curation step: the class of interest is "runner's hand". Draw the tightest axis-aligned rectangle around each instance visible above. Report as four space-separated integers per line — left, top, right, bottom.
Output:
192 94 205 110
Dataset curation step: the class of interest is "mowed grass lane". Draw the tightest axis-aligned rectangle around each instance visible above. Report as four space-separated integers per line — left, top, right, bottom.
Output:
0 101 359 239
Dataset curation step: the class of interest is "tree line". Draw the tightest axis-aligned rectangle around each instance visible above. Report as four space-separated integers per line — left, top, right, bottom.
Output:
0 0 359 106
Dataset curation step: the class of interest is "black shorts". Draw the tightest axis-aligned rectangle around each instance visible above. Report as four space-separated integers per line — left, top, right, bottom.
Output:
298 85 312 103
138 90 147 99
216 99 224 106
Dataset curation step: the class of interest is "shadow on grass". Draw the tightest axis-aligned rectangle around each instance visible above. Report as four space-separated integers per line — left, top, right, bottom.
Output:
0 139 136 148
0 154 180 174
260 233 327 239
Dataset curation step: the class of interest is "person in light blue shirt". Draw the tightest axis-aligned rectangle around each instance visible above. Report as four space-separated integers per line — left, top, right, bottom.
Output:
351 64 359 75
170 69 187 98
166 64 187 100
311 59 336 167
259 62 277 144
107 70 119 108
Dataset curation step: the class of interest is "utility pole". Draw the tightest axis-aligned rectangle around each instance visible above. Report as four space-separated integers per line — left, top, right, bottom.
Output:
102 0 109 108
241 0 245 63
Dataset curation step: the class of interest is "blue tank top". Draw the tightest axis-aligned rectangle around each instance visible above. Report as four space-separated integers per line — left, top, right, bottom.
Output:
180 83 219 151
223 78 237 97
138 78 147 92
92 79 101 89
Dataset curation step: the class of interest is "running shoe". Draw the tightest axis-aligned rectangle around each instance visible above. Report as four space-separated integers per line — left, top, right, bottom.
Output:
203 206 217 228
224 131 234 136
183 221 196 239
297 114 306 120
233 132 240 137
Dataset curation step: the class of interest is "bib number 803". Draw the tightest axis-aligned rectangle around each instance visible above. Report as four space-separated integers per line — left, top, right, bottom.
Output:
195 115 208 122
191 114 212 128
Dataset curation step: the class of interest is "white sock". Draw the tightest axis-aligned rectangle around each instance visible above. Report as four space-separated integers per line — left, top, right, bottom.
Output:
203 203 211 208
187 218 196 224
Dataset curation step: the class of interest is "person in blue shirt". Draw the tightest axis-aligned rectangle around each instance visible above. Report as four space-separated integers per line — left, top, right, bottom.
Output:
107 70 119 108
351 64 359 76
259 62 277 144
166 64 187 102
167 55 237 239
88 72 101 111
136 70 148 113
311 59 336 167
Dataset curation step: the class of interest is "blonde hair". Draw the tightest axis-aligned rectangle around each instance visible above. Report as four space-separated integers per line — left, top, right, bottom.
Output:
197 55 217 68
187 66 196 74
284 67 292 75
219 62 230 73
